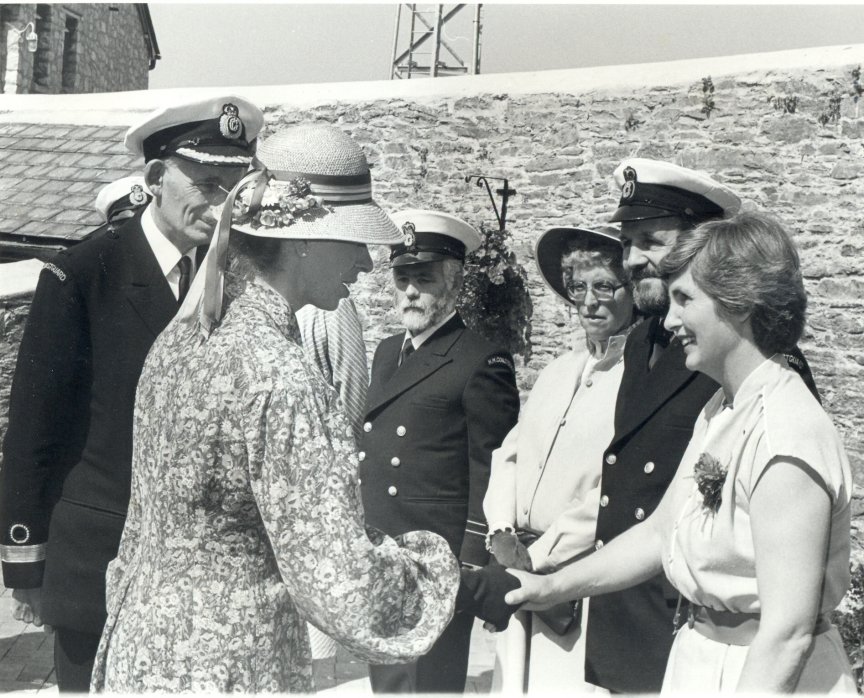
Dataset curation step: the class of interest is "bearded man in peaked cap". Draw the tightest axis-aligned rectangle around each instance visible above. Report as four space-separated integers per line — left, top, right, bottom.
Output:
359 209 521 693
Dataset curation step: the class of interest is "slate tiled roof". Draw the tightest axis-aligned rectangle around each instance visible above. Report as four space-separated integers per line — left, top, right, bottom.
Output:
0 122 143 249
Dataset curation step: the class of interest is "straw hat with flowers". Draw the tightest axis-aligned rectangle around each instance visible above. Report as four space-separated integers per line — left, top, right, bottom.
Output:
178 124 402 338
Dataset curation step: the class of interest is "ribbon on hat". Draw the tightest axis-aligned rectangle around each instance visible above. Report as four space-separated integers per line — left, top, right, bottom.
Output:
175 168 269 341
268 170 372 205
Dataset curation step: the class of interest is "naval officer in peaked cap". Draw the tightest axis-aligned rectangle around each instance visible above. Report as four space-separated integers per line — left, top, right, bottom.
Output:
575 157 820 693
0 95 263 691
360 209 521 693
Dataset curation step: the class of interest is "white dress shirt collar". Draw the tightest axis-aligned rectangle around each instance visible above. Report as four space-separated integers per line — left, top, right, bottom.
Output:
140 205 196 300
404 310 456 351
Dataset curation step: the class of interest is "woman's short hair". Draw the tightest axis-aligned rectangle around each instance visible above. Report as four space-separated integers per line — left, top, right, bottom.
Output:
560 236 627 283
659 211 806 354
227 230 285 278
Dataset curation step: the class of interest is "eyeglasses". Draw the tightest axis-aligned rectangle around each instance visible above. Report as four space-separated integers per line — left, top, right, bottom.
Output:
564 280 626 302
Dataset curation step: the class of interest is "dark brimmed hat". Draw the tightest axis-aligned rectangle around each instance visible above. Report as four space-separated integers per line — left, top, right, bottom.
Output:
125 95 264 167
609 158 740 223
535 226 622 305
389 209 482 267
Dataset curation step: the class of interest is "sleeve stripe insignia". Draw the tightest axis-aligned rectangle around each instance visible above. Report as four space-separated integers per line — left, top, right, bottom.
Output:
0 543 46 563
9 523 30 544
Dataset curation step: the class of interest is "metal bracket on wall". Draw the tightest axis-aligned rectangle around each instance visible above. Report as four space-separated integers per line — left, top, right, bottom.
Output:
464 175 516 231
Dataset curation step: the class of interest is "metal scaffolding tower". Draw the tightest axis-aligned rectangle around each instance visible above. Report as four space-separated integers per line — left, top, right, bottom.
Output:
390 4 481 79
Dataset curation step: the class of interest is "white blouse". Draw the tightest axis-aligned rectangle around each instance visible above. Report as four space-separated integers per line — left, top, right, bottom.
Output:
662 355 852 615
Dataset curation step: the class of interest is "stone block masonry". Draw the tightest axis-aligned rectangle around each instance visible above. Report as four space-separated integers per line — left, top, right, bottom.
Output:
0 45 863 550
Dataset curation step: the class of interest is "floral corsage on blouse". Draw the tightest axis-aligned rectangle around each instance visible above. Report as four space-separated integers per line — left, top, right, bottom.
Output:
694 452 727 514
233 176 327 228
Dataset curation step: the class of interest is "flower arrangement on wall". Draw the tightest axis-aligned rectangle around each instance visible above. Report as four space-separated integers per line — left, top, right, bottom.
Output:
458 222 533 362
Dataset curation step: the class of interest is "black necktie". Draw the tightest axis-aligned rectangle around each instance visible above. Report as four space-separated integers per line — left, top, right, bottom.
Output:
177 255 192 304
399 337 415 366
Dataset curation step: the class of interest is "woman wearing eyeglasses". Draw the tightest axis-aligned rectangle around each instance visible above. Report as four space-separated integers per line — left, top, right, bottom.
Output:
482 226 638 692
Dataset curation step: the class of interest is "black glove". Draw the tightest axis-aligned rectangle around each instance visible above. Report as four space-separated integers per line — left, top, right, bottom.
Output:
456 562 522 631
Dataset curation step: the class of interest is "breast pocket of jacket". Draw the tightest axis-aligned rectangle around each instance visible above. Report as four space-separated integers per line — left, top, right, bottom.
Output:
410 395 452 411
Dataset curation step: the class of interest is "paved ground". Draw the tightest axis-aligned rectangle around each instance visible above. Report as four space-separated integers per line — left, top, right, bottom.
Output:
0 587 495 693
0 589 56 693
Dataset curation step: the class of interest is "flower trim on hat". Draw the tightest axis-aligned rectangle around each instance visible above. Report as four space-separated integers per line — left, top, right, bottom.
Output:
233 176 330 229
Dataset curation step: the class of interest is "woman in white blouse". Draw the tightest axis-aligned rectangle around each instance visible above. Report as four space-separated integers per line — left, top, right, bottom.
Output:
483 226 637 692
505 212 855 693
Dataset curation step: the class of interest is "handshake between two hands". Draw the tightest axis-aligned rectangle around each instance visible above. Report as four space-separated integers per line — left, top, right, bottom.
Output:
455 530 534 632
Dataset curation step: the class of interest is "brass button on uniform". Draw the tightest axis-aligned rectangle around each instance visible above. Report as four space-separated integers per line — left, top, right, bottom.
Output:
605 453 617 465
635 507 646 521
363 422 372 433
585 379 593 387
358 451 366 462
595 539 604 550
396 425 407 437
644 461 655 474
600 495 609 507
388 486 398 497
390 457 401 467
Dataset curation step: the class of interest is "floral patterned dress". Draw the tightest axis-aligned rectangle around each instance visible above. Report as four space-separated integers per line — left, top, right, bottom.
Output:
90 273 459 693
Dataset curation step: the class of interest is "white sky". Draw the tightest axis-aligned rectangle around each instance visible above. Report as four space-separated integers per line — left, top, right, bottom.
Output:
147 3 864 88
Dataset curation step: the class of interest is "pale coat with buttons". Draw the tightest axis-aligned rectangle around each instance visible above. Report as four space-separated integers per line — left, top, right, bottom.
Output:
483 332 628 694
484 333 629 573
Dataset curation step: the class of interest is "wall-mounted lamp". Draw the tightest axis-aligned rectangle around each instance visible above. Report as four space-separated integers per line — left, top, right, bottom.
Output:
10 21 38 53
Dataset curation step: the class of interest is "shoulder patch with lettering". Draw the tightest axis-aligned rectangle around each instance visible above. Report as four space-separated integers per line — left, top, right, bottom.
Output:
487 353 515 372
43 262 67 283
783 352 803 371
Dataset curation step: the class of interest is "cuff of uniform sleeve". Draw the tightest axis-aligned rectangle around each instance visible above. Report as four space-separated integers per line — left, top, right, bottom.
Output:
459 528 490 568
2 560 45 589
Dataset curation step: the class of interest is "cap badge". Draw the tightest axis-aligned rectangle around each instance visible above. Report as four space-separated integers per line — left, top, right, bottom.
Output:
129 183 148 206
401 221 417 250
621 166 638 200
219 103 243 140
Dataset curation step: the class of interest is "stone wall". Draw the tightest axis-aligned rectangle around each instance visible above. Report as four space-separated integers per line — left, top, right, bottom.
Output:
260 66 864 492
0 297 29 441
0 45 863 535
3 3 150 94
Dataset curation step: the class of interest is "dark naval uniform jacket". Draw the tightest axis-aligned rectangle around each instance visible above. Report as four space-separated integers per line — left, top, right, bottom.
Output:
359 312 519 693
360 313 520 566
584 316 819 693
0 210 179 634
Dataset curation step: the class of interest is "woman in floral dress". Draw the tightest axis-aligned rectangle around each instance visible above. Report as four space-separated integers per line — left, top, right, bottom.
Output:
90 125 459 692
504 212 855 692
